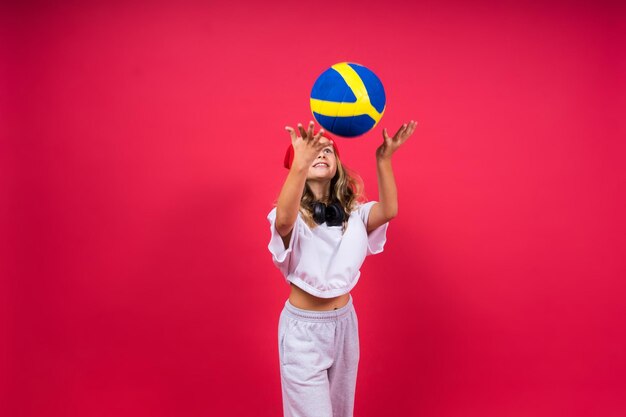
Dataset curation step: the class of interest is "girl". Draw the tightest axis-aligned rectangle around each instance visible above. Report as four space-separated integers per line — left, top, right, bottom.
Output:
267 119 416 417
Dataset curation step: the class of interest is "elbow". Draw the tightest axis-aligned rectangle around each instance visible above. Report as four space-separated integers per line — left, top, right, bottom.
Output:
386 209 398 220
275 219 295 237
379 202 397 220
275 211 293 230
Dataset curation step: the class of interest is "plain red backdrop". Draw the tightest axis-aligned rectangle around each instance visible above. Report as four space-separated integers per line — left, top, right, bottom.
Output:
2 1 625 416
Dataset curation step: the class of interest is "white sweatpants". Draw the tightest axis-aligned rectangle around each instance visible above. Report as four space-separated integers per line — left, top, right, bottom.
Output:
278 295 360 417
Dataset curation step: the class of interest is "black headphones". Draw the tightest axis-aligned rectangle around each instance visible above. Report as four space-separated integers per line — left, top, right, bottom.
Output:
311 200 346 227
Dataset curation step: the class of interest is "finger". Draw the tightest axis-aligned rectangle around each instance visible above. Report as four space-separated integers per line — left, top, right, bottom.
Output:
406 121 416 136
319 134 334 150
312 128 325 143
383 128 390 141
297 123 307 139
307 120 315 139
285 126 297 141
400 121 416 143
319 138 332 150
395 124 407 139
383 128 393 146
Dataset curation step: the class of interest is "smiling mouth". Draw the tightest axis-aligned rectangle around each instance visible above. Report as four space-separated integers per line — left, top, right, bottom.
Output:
313 163 329 168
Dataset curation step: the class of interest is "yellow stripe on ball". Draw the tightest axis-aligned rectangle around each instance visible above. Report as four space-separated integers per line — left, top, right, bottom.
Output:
310 99 383 123
310 62 384 124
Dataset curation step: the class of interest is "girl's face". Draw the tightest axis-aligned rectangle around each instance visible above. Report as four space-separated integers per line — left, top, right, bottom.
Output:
307 144 337 181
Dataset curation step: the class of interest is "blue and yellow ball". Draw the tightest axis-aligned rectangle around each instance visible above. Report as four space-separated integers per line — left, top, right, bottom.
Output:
310 62 386 138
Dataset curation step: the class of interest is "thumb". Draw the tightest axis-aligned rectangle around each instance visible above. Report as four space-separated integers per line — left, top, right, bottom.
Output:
382 128 390 141
285 126 297 142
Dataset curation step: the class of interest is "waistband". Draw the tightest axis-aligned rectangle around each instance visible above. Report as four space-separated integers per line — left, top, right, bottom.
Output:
283 294 354 323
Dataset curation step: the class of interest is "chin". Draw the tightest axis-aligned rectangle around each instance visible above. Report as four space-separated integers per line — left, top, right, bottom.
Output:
309 169 335 178
308 174 334 182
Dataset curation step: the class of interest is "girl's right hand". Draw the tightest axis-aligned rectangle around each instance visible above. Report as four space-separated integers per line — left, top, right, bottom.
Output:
285 121 333 170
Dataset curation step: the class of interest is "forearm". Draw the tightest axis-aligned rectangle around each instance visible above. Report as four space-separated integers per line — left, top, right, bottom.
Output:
276 163 308 228
376 157 398 218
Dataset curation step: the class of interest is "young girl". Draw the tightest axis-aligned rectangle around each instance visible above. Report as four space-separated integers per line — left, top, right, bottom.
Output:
267 119 416 417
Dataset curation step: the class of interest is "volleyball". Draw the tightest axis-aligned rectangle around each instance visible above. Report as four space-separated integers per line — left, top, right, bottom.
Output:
310 62 386 138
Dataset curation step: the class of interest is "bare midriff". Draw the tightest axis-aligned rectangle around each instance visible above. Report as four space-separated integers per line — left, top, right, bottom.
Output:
288 283 350 311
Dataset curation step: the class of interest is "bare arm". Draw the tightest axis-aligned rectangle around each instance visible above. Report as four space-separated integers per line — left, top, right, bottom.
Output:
275 121 333 246
367 157 397 233
275 163 308 246
367 120 417 234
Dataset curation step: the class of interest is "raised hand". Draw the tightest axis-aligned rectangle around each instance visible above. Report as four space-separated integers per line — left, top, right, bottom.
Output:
285 121 332 169
377 120 417 160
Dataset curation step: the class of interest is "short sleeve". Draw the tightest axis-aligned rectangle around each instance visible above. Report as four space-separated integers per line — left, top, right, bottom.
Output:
356 201 389 256
267 207 298 275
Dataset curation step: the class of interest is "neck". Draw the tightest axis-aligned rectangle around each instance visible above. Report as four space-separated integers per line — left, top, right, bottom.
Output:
307 179 331 202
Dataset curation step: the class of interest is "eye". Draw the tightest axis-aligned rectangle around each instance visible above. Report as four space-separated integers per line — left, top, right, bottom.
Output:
324 148 333 154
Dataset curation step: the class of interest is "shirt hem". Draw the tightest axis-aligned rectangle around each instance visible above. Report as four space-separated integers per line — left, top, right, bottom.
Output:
287 273 361 299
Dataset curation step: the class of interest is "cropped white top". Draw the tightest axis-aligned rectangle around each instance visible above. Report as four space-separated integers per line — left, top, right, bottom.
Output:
266 201 389 298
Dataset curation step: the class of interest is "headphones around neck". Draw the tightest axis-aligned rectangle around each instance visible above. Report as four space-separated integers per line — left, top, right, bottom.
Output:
311 200 346 227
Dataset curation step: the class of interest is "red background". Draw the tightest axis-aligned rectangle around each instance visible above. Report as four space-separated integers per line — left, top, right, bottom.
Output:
2 1 625 416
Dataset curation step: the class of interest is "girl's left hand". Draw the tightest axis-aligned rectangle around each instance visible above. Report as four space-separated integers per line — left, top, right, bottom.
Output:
376 120 417 160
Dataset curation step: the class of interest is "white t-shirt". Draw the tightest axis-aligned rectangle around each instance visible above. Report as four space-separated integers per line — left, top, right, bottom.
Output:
266 201 389 298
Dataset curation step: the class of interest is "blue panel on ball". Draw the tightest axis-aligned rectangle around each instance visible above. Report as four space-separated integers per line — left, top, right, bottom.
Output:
313 113 376 138
311 68 357 103
348 63 386 114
